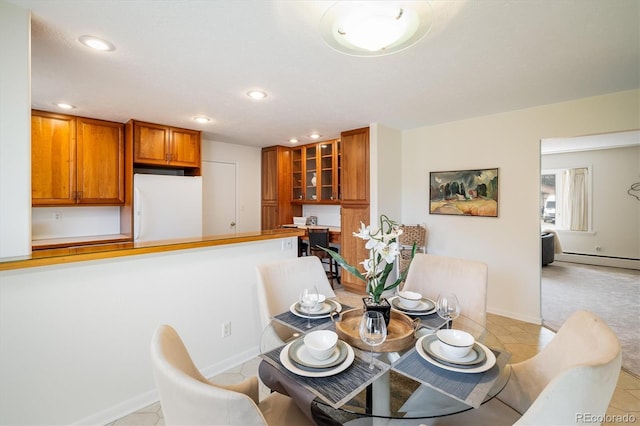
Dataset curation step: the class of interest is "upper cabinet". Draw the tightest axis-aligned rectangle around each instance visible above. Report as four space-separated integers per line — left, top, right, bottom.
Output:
261 146 301 230
31 110 126 206
291 138 340 203
340 127 369 205
321 139 341 201
129 120 201 174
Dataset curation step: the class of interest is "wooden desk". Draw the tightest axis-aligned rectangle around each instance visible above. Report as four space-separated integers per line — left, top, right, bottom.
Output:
282 225 341 244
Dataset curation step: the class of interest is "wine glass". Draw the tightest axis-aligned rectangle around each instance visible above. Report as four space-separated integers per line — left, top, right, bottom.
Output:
436 293 461 329
359 311 387 369
299 287 319 329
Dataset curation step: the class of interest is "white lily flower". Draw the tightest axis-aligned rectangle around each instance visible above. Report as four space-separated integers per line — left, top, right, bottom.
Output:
380 241 400 263
366 238 385 251
360 257 382 279
336 214 415 304
352 222 372 240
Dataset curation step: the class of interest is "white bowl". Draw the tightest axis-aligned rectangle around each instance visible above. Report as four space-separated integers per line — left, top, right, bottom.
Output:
303 330 338 360
398 290 422 309
436 329 474 359
307 294 327 312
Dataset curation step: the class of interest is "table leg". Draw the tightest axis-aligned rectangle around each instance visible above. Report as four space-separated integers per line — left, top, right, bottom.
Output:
371 370 391 416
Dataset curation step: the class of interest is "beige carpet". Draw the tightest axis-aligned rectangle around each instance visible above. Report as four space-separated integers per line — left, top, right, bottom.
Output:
542 261 640 377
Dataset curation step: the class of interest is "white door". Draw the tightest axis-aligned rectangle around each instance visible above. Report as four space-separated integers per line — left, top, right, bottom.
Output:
202 161 237 235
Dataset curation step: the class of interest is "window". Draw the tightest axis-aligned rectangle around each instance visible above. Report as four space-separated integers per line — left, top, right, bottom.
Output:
541 166 591 232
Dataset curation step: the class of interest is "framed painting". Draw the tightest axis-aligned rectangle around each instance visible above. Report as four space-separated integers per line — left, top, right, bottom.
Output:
429 168 499 217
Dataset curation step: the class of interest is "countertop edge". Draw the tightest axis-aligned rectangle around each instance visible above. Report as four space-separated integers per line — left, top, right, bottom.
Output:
0 229 305 272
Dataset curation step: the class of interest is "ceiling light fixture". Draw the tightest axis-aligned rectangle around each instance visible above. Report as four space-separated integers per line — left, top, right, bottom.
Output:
78 35 115 51
319 1 434 57
193 116 211 124
289 138 299 144
309 133 321 140
55 102 75 110
246 90 268 100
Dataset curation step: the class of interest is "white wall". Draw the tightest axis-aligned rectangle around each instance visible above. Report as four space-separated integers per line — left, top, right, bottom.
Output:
0 1 31 258
32 206 122 240
0 238 298 425
201 139 261 232
542 145 640 260
302 204 341 227
371 123 403 223
400 89 640 323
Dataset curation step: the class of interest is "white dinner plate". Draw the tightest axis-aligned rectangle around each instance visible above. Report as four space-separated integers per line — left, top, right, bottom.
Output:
415 335 496 373
290 299 342 319
280 339 355 377
389 296 436 315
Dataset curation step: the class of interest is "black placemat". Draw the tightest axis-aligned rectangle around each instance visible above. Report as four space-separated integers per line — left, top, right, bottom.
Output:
260 343 389 408
392 346 510 408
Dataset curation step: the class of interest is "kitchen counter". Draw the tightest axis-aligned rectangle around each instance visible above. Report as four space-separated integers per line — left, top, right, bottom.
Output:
0 228 305 271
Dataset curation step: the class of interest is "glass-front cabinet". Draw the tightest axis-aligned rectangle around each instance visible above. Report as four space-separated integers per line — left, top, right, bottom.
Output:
291 147 303 200
305 145 317 201
291 139 340 203
320 140 340 201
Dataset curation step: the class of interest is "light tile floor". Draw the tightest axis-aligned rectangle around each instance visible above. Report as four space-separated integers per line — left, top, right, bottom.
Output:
110 289 640 426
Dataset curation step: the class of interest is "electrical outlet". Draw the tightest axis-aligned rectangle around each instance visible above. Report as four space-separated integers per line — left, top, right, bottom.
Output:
222 322 231 338
282 238 293 250
54 211 62 221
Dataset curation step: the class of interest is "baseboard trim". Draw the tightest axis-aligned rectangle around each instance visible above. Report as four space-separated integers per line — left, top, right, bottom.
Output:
71 346 260 426
555 253 640 270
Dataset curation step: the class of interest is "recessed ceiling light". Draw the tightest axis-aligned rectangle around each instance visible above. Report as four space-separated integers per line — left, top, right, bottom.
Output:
247 90 268 100
78 35 115 51
193 116 211 124
55 102 75 110
319 1 434 57
309 133 322 140
289 138 299 144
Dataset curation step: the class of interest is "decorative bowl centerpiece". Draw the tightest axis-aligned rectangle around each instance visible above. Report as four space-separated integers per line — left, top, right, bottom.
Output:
333 308 419 352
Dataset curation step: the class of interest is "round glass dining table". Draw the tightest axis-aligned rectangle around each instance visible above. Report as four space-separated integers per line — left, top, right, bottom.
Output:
259 302 511 423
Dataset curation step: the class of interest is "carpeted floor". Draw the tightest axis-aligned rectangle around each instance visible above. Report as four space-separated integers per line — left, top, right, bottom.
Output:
542 261 640 377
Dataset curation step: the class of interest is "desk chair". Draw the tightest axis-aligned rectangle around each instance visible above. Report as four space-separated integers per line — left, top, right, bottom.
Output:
307 227 340 287
150 324 314 426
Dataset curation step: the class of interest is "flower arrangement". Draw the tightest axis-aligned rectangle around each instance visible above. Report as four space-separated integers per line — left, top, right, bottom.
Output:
321 214 417 304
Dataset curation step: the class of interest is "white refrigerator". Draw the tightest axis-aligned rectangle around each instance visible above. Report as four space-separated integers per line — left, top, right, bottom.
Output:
134 173 203 242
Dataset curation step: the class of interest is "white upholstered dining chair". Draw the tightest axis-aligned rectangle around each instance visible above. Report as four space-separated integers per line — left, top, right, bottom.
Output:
256 256 337 351
403 253 488 327
430 310 622 425
150 324 314 426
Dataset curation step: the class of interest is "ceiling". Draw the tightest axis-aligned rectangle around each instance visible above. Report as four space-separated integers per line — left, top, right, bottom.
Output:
8 0 640 148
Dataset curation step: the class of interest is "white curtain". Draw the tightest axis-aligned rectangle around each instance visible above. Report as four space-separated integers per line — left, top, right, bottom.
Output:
562 168 588 231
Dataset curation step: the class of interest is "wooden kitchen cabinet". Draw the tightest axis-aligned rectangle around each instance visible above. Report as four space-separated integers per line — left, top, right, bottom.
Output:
340 204 370 290
130 120 201 173
340 127 369 205
291 139 340 203
340 127 370 291
31 110 125 206
319 139 340 202
261 146 301 230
